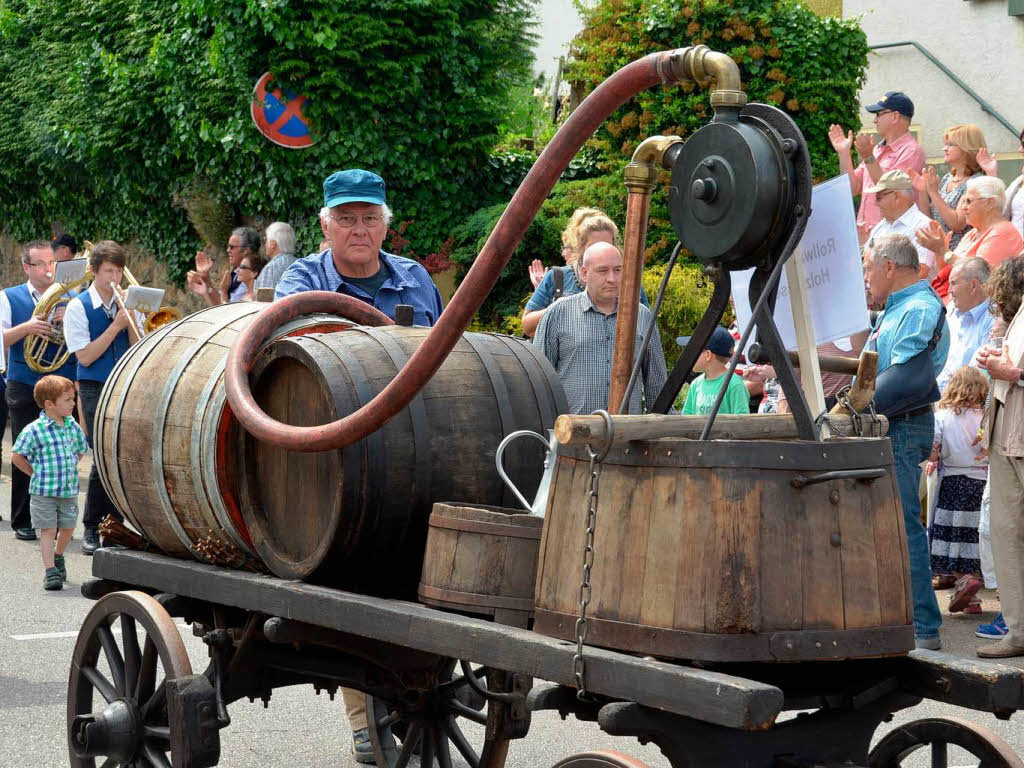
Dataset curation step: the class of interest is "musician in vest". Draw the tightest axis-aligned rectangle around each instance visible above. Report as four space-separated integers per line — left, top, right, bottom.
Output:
1 240 79 541
63 240 144 554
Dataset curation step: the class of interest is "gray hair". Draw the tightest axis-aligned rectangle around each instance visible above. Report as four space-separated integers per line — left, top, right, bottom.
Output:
873 233 919 271
21 239 51 264
967 175 1007 212
955 256 991 284
232 226 261 253
265 221 296 255
319 203 393 229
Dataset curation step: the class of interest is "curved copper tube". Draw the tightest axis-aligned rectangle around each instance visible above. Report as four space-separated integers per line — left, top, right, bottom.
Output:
226 46 740 452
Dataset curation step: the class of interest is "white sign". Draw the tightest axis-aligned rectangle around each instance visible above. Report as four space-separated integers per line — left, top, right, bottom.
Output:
124 285 165 314
53 258 87 286
732 174 869 352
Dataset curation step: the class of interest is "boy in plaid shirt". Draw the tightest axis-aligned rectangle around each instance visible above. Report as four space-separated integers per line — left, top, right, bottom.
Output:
11 375 88 590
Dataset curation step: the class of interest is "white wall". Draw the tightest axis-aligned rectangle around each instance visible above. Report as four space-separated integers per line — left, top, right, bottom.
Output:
532 0 583 80
844 0 1024 161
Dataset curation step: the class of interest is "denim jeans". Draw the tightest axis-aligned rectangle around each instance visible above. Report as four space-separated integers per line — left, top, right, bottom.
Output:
888 409 942 638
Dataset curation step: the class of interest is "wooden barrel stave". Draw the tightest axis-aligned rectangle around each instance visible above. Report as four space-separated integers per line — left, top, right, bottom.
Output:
239 326 567 596
96 303 349 563
533 438 914 662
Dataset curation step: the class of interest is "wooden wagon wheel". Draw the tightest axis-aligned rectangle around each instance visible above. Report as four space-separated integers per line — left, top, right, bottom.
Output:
67 591 193 768
550 752 653 768
365 659 511 768
869 716 1024 768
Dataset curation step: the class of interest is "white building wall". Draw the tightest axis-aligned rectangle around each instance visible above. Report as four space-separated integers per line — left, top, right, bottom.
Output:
844 0 1024 162
532 0 584 80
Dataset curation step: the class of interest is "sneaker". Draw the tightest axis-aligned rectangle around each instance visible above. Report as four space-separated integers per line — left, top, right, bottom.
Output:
43 567 62 591
949 575 983 613
15 528 37 541
976 613 1008 639
54 553 67 582
351 728 375 765
82 529 99 556
915 635 942 651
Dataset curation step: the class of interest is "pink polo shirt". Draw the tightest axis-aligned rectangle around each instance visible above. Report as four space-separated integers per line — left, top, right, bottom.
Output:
852 132 926 229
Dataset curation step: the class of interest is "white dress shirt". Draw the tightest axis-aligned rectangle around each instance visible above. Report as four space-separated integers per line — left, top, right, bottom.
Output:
0 280 44 371
868 204 937 279
64 283 145 354
936 299 995 393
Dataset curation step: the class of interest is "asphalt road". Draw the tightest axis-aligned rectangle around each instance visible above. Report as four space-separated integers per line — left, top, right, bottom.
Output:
2 445 1024 767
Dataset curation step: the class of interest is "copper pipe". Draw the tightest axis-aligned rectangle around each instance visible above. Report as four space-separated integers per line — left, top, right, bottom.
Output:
226 46 742 452
607 136 682 413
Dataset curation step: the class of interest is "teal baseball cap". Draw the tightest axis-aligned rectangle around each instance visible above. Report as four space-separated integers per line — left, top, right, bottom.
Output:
323 169 387 208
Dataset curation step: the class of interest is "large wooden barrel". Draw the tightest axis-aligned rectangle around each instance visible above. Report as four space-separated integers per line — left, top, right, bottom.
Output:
533 437 915 662
418 502 543 625
238 327 567 595
95 303 351 565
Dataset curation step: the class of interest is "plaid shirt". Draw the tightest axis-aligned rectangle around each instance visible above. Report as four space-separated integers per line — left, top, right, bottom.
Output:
533 290 668 414
12 412 88 498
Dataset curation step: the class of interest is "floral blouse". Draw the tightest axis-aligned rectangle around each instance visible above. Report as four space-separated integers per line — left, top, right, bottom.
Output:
931 171 982 250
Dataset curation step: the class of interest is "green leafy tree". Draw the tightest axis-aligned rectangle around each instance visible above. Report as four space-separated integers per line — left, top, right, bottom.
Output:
0 0 536 277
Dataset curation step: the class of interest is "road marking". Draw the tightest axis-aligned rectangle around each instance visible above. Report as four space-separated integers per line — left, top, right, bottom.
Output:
10 623 188 641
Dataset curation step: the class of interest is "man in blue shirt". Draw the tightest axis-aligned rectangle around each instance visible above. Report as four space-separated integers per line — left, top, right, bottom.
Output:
276 169 443 327
937 257 994 393
864 233 949 650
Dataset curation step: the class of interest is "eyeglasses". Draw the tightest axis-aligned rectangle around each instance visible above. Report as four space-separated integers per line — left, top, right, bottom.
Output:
873 110 894 120
237 265 255 273
226 243 243 251
27 261 54 269
875 190 895 201
328 213 382 229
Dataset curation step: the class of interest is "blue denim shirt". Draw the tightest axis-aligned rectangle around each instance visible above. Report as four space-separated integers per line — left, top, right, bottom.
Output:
868 280 950 376
275 249 444 327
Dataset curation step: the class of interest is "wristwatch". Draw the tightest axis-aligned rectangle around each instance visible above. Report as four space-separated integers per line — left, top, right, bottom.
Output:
864 156 878 164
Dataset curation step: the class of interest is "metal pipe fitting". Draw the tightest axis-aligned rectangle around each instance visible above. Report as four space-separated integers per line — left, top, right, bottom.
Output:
668 45 747 109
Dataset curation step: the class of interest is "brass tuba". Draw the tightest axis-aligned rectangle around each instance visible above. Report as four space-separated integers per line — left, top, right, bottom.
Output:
24 245 93 374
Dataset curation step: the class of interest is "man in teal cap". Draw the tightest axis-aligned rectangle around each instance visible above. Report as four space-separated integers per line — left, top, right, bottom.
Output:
276 169 443 327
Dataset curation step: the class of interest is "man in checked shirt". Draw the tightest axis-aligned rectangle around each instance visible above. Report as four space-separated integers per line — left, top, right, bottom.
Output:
533 241 667 414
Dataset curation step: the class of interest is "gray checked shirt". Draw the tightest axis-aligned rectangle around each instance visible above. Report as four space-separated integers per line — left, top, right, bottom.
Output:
533 290 668 415
254 253 297 290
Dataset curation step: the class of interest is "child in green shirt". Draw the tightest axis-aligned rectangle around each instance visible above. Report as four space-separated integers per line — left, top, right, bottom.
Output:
682 326 750 416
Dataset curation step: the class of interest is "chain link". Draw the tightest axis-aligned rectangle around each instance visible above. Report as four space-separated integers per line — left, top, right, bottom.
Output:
572 410 613 701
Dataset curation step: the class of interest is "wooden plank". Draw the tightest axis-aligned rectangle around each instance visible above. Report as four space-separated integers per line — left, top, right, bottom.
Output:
801 481 844 630
92 549 784 729
591 461 635 622
873 474 911 626
639 468 684 628
674 468 709 632
784 254 826 415
704 470 761 633
759 473 803 631
555 413 888 447
617 466 654 625
837 479 882 629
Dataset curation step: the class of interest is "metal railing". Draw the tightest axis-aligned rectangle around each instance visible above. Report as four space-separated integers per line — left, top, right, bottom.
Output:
870 41 1018 138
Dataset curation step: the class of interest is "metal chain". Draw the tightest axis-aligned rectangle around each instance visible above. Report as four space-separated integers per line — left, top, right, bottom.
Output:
573 410 613 701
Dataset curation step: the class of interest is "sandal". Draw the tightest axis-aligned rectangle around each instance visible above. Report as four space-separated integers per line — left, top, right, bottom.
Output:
949 575 983 613
932 574 957 590
964 598 983 615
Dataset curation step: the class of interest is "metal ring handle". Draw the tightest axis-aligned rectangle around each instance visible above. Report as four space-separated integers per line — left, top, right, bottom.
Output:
495 430 552 513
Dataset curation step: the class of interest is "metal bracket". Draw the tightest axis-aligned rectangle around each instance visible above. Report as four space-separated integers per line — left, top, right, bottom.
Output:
166 673 222 768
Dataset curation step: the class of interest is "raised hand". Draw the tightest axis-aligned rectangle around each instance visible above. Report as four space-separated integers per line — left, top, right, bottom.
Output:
828 124 853 154
908 168 928 195
924 166 941 195
186 270 211 296
915 220 950 255
977 147 999 177
857 220 873 245
854 132 877 160
194 250 213 276
528 259 548 289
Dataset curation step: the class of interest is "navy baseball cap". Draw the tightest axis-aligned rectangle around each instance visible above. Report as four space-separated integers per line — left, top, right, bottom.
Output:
865 91 914 119
706 327 736 357
323 169 386 208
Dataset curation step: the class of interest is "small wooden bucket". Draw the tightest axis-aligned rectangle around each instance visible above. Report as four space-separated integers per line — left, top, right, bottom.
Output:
419 503 543 625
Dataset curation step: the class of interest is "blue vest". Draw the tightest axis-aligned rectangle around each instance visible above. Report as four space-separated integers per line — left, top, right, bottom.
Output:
5 284 77 386
74 295 130 383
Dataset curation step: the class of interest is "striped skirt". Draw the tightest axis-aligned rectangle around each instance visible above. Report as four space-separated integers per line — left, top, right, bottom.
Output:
930 473 986 575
